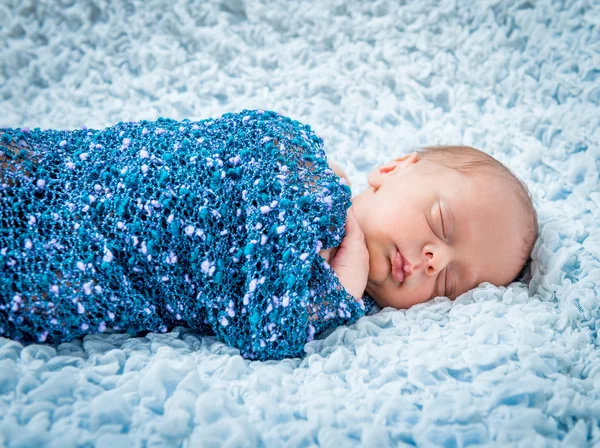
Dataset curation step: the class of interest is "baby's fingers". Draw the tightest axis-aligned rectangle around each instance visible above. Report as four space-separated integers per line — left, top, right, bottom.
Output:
345 207 364 241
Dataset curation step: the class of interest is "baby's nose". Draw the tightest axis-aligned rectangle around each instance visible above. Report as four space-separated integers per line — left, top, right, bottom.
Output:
410 247 449 278
419 250 445 275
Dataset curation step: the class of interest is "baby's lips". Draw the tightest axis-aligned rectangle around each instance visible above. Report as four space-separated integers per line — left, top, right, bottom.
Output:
396 250 414 282
392 249 406 283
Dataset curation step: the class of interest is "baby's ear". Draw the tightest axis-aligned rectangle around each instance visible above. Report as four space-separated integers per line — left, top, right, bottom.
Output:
395 152 419 164
328 160 352 187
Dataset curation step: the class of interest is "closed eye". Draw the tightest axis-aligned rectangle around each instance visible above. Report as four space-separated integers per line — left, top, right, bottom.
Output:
446 274 454 298
444 269 449 297
440 203 458 297
439 203 446 239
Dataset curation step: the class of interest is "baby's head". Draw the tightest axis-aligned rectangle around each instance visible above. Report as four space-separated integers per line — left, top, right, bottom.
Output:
351 145 538 309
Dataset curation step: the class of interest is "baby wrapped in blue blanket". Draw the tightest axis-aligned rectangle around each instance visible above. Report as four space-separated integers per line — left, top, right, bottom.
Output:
0 109 373 360
1 108 541 361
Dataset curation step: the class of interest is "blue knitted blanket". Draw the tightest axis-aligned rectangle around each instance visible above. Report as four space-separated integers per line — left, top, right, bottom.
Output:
0 109 372 360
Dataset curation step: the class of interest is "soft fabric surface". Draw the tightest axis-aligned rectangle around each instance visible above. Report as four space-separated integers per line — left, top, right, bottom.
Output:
1 0 599 446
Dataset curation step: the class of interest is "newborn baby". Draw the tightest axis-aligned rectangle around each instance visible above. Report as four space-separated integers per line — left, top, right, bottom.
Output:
0 109 537 360
323 145 538 309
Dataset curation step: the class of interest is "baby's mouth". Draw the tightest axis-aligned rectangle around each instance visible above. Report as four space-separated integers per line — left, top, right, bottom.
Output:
391 247 405 284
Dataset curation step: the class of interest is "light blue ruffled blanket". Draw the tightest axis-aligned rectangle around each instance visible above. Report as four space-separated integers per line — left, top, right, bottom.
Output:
1 0 599 446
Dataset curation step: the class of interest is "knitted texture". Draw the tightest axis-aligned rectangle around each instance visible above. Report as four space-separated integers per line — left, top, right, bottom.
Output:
0 109 373 360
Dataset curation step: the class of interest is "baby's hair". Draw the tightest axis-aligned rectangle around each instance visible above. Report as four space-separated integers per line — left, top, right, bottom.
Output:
415 145 539 285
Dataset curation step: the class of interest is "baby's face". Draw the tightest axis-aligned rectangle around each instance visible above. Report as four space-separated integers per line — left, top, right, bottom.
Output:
351 152 525 309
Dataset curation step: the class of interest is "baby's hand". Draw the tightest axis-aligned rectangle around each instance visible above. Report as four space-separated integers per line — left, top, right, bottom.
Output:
328 207 369 301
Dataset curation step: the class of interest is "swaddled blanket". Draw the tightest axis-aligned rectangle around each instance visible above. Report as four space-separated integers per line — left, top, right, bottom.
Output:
0 109 373 360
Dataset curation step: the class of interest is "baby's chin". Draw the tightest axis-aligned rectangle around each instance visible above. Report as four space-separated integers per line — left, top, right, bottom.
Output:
366 279 425 310
364 282 389 308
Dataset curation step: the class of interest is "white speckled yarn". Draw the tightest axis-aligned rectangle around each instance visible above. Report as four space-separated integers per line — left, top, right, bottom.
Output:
1 109 372 360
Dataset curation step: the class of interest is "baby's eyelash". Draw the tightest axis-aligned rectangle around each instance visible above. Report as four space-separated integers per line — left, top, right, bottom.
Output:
444 269 449 296
447 277 456 298
439 204 445 238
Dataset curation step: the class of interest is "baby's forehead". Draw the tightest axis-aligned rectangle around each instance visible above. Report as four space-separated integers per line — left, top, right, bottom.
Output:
432 163 509 193
434 170 520 217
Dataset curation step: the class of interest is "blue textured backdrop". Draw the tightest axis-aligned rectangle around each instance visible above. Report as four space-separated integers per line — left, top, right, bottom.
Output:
0 0 599 446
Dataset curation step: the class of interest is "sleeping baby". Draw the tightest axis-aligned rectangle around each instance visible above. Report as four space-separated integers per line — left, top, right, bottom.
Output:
324 145 538 311
0 109 538 360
